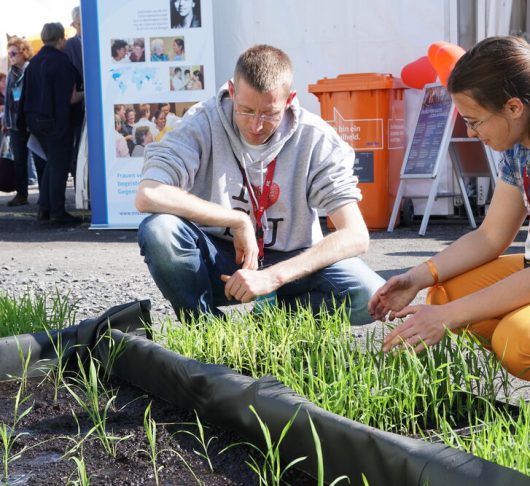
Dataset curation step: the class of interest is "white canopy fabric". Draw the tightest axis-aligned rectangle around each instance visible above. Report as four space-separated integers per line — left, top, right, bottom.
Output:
0 0 77 73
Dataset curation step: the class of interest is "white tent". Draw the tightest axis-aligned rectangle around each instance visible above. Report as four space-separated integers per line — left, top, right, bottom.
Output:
0 0 77 73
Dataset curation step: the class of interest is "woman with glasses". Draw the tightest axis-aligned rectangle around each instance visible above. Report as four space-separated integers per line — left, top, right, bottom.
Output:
3 37 33 206
369 36 530 380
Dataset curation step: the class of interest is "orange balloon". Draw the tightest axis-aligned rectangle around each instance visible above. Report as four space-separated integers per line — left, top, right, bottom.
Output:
401 56 438 89
427 42 466 86
427 41 450 68
434 43 466 86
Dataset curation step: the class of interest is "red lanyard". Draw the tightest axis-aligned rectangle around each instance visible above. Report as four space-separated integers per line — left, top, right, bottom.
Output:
237 159 277 262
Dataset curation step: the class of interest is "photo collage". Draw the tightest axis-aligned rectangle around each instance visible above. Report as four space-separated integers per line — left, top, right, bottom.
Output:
114 102 197 158
110 1 206 158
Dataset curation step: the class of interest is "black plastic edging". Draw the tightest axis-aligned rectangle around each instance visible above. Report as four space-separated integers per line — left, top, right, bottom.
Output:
98 328 530 486
1 301 528 486
0 300 151 381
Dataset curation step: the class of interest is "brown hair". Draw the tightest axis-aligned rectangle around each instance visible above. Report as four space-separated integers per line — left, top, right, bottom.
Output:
448 36 530 111
234 44 293 94
7 37 33 62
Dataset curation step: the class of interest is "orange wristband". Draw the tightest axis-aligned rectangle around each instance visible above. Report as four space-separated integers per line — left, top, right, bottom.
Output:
425 259 439 286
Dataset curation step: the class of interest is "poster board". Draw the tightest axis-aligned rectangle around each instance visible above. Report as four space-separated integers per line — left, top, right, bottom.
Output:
388 83 497 235
81 0 215 228
401 84 456 178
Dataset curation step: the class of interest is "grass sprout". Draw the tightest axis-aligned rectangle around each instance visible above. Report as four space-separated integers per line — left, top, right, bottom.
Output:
64 353 131 458
176 410 217 473
0 290 78 337
0 380 33 481
157 302 529 476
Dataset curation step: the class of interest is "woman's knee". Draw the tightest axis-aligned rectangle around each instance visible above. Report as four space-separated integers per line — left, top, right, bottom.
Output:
491 308 530 380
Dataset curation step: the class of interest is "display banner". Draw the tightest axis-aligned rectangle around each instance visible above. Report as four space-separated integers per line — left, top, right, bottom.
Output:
81 0 215 228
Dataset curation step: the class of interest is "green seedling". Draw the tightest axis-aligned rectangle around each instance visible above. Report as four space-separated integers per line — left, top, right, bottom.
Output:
222 405 306 486
308 413 349 485
67 453 91 486
176 410 217 473
64 353 131 458
137 402 163 486
0 381 33 482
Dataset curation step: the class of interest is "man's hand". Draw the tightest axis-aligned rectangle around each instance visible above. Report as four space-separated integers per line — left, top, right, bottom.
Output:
221 269 278 303
382 304 452 353
368 273 420 321
232 218 259 270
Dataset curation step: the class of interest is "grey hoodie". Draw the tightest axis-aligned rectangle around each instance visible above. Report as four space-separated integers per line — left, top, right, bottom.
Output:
141 84 361 252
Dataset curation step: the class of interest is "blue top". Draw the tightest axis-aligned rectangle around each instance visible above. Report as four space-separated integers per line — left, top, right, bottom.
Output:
151 53 168 62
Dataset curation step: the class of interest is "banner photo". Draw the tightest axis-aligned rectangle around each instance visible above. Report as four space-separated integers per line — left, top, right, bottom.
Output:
81 0 215 228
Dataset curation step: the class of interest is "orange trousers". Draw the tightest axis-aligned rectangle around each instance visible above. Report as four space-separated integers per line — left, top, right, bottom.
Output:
427 254 530 380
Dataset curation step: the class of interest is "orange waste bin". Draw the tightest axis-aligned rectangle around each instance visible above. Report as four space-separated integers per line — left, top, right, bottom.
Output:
308 73 406 229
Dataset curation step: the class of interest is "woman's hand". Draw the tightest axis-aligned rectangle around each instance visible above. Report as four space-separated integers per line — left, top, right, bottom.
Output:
382 304 454 353
368 272 421 321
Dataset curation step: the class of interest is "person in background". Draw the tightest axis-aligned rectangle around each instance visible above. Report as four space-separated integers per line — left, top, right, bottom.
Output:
135 44 383 321
185 69 203 90
0 73 6 115
170 67 185 91
114 104 126 123
111 39 130 63
64 5 84 184
19 22 82 224
369 36 530 381
115 115 129 157
159 102 178 129
122 107 136 155
4 37 33 207
0 73 6 146
133 104 157 140
130 38 145 62
153 109 172 142
131 126 153 157
170 0 201 28
171 38 185 61
150 38 168 61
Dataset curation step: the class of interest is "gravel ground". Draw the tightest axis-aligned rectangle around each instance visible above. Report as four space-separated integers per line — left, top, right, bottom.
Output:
1 182 529 397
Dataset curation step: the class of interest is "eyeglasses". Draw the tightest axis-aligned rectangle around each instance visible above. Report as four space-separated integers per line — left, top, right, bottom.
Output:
8 51 19 58
462 113 495 133
234 109 283 123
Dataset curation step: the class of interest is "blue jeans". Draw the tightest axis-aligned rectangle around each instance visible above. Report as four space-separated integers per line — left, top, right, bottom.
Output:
138 214 385 325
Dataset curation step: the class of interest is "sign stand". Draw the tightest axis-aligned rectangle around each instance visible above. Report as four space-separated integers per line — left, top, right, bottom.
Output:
388 84 497 236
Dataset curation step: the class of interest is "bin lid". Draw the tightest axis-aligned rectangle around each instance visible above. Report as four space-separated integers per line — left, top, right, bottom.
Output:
308 73 406 94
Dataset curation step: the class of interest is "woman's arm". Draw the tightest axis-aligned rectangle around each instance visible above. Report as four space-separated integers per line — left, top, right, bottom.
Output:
370 180 527 320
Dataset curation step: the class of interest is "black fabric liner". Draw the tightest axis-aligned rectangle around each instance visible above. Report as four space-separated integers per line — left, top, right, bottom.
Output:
1 300 528 486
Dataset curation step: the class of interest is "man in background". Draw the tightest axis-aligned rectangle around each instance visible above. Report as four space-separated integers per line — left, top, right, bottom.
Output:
19 22 82 224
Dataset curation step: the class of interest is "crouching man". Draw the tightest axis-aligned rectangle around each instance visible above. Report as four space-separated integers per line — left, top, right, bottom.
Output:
135 44 384 322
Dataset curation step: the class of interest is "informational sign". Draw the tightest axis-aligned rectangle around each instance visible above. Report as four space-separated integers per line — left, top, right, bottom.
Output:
81 0 215 228
402 84 454 178
388 83 497 236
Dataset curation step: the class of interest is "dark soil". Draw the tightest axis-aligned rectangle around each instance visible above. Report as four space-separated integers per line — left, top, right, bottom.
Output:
0 376 315 485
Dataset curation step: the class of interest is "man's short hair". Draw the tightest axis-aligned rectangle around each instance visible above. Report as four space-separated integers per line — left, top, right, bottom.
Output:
41 22 65 45
234 44 293 94
135 126 150 145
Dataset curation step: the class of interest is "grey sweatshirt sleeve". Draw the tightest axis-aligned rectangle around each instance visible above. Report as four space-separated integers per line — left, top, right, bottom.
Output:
306 121 362 215
141 108 211 189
